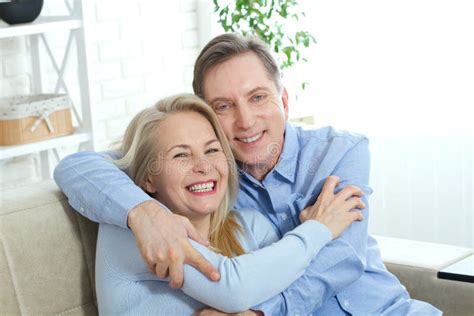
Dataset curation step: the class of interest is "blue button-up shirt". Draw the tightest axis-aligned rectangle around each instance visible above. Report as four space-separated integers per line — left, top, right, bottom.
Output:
54 123 441 315
235 124 418 315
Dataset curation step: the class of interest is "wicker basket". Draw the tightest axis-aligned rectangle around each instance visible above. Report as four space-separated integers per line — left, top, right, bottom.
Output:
0 94 74 146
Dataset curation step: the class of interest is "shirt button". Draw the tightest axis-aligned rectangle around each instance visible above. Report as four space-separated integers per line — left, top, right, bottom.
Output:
80 207 85 213
343 299 350 307
280 213 288 221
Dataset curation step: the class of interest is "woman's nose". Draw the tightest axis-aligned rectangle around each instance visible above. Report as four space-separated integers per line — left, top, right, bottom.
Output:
192 156 212 174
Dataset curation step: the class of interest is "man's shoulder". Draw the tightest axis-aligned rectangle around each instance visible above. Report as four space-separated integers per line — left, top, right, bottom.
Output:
293 124 368 145
294 125 368 150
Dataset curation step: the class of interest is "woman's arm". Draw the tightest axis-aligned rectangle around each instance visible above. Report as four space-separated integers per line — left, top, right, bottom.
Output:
178 174 363 313
179 210 332 312
98 209 331 313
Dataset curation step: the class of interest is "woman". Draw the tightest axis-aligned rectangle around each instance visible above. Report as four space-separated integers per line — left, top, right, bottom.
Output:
95 94 363 315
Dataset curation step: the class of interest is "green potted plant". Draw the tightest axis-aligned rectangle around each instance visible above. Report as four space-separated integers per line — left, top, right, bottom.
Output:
213 0 315 92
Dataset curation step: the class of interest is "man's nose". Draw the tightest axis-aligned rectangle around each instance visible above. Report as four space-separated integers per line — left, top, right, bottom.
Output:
235 104 256 130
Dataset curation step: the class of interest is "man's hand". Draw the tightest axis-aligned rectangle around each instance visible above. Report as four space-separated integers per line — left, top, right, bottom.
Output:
193 308 263 316
128 201 220 288
299 176 365 239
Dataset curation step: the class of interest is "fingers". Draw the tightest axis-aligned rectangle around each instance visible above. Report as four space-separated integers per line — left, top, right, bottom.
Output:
350 211 364 222
344 196 366 211
299 209 308 222
186 245 220 281
193 309 218 316
320 176 340 199
337 184 364 201
143 252 156 274
168 254 184 289
154 256 170 279
342 197 365 224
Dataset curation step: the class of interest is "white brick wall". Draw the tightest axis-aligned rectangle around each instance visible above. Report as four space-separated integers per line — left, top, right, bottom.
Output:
0 0 201 186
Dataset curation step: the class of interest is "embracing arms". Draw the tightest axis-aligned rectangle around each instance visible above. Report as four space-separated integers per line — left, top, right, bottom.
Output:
55 149 364 314
178 176 363 312
54 151 219 286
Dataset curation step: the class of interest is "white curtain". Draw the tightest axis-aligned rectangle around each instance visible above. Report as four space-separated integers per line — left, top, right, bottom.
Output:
287 0 474 247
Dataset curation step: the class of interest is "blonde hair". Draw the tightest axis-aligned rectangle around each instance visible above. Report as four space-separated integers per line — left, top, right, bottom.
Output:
114 93 244 257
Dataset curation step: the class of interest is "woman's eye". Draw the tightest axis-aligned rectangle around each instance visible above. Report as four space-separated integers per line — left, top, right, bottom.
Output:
215 103 231 113
173 153 189 158
206 148 220 154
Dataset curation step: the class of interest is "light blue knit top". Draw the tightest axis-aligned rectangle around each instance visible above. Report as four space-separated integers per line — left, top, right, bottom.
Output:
95 208 331 315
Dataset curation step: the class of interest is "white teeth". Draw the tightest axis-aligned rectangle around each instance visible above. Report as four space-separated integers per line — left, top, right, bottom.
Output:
239 132 262 143
188 182 215 193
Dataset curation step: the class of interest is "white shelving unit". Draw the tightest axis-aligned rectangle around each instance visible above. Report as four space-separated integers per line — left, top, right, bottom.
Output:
0 17 82 38
0 0 96 178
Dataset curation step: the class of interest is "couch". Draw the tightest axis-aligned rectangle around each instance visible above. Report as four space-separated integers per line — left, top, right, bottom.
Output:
1 180 473 315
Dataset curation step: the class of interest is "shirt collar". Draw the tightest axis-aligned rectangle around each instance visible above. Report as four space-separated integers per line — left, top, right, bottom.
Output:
238 122 299 185
273 122 299 183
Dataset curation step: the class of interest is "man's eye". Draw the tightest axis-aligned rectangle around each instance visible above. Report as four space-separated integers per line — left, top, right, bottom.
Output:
252 94 266 102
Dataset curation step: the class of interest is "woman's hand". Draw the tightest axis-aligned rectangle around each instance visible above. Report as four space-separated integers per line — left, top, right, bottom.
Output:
299 176 365 239
193 308 263 316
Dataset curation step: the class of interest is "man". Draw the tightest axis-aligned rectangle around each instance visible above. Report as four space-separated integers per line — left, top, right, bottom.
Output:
54 33 440 315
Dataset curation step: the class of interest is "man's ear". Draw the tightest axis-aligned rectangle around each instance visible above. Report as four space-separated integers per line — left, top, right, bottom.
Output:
281 87 289 120
141 176 157 194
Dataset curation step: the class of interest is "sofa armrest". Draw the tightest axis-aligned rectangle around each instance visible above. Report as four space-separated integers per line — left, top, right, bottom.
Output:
0 180 98 315
374 235 474 316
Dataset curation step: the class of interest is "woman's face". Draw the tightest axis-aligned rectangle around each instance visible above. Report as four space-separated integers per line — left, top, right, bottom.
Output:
144 111 229 221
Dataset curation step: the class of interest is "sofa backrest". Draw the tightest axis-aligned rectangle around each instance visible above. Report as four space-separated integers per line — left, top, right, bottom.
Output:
0 180 98 315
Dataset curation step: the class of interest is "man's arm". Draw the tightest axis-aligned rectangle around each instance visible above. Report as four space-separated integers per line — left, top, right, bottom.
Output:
255 137 371 315
53 151 150 227
54 150 218 286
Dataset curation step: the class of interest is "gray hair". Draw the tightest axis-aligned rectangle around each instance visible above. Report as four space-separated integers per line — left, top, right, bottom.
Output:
193 33 282 98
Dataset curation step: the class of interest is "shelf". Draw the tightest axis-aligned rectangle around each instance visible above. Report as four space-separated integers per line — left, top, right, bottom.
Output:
0 131 91 160
0 1 95 179
0 17 82 39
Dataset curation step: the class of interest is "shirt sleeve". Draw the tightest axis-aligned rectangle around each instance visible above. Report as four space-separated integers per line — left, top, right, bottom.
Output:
53 150 156 228
178 213 332 313
255 137 372 315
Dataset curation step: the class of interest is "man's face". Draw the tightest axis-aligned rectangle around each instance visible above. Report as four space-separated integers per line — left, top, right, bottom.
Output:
203 52 289 178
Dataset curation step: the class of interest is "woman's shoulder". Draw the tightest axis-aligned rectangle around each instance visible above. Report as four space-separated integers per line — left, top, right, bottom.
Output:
232 209 279 250
96 224 152 280
232 208 272 232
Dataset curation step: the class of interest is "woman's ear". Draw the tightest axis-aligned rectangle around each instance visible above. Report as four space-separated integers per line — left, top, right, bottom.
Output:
141 176 157 194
